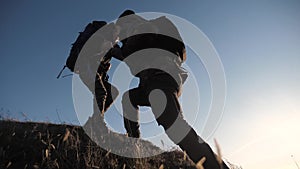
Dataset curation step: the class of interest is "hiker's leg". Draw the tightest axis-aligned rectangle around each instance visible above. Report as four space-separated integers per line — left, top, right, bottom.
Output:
122 87 149 138
92 98 108 127
83 77 109 136
83 78 108 132
151 88 223 168
94 78 107 115
83 97 108 138
103 81 119 112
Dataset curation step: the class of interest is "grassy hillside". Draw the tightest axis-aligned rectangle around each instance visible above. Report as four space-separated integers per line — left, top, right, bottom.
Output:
0 120 198 169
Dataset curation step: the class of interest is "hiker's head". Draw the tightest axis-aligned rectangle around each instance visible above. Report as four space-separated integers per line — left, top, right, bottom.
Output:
118 9 135 18
116 9 147 40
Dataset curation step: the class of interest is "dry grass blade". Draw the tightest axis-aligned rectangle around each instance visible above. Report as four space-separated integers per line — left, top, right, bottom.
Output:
6 161 12 168
183 151 187 161
45 149 49 158
50 143 55 150
105 149 111 157
214 138 223 167
196 157 206 169
63 128 70 142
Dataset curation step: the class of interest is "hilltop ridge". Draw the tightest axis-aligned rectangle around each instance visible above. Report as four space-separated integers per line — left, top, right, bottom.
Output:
0 120 197 169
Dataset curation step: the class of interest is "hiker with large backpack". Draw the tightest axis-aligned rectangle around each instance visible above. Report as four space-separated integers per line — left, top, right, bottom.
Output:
59 21 119 132
116 10 229 169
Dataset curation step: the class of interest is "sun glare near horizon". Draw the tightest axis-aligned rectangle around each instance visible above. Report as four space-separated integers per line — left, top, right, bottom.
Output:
223 91 300 169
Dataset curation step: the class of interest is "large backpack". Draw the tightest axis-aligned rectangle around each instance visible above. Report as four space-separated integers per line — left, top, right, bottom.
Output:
149 16 186 64
121 16 188 82
57 21 107 78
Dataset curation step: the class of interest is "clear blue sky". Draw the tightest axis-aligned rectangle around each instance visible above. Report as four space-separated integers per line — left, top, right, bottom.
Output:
1 1 300 168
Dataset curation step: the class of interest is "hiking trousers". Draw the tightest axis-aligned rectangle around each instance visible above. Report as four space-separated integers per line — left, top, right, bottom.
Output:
122 73 228 168
83 75 119 139
93 78 119 115
82 73 119 115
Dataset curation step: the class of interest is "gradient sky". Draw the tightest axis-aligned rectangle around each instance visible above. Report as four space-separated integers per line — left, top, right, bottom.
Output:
1 1 300 168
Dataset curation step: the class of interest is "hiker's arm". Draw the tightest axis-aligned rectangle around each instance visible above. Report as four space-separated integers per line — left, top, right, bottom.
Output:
110 45 124 61
101 45 123 63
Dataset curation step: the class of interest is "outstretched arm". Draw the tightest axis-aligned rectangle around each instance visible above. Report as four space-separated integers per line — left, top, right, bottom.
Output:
101 44 124 63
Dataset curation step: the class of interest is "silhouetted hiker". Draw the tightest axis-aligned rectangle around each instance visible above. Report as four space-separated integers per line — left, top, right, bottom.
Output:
115 10 229 169
63 21 119 133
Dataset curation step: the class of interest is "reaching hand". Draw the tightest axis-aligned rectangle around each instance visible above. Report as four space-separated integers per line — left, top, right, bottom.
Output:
110 46 124 61
99 62 111 73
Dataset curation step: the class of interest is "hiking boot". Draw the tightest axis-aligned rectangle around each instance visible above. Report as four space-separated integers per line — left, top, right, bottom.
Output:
83 113 109 140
